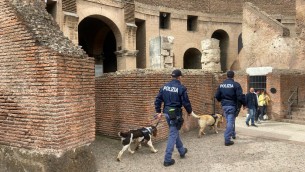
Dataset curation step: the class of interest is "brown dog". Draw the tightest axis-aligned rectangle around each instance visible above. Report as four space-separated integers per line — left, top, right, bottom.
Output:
191 112 223 138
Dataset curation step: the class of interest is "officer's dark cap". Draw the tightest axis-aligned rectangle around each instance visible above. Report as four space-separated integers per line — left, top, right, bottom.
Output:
227 70 234 78
171 69 183 77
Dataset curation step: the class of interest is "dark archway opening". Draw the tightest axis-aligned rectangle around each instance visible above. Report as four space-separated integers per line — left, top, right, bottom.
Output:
183 48 202 69
46 0 57 19
136 19 146 68
78 17 117 74
238 33 243 54
212 30 229 72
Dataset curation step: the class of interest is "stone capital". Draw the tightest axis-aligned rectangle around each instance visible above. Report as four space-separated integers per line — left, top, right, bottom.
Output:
115 49 139 70
115 49 139 57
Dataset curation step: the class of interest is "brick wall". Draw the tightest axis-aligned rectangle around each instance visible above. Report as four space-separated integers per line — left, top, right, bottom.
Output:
135 0 295 15
0 0 95 151
95 69 305 140
95 69 221 141
95 70 250 141
267 70 305 119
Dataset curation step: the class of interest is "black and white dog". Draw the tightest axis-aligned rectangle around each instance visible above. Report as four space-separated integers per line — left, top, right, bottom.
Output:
117 126 158 161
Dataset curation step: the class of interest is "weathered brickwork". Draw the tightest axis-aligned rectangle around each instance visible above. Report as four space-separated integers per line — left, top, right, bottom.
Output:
135 0 295 15
241 3 295 69
0 0 95 151
95 69 305 140
95 69 222 141
267 70 305 119
94 70 251 140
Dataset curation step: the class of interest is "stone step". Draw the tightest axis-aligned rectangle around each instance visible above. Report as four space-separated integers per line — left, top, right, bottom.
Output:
291 107 305 111
280 119 305 125
292 104 305 108
291 111 305 117
292 111 305 116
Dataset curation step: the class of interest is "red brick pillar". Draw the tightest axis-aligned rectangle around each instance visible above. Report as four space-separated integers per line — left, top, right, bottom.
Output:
0 0 96 171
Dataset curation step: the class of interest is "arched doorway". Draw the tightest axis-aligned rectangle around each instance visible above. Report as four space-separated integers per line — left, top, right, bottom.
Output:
78 16 121 75
211 30 229 72
183 48 202 69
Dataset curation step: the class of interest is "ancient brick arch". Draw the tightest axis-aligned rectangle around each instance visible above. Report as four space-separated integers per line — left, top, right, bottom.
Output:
78 12 123 51
183 48 202 69
211 29 230 72
78 15 122 74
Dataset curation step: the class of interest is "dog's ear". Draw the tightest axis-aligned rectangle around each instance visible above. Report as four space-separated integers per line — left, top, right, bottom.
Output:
151 126 157 137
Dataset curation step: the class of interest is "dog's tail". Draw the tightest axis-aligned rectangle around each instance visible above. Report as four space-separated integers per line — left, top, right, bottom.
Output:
190 111 200 119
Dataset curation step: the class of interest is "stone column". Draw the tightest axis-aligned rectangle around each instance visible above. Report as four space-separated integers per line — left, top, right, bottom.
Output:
116 0 138 70
115 49 138 70
63 12 79 46
201 38 221 72
149 36 174 68
115 22 138 70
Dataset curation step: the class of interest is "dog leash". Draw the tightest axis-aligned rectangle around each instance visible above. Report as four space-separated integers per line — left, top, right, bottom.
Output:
153 114 161 127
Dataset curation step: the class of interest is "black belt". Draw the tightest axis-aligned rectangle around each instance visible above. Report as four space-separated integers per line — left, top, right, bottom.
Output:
165 106 182 111
222 99 235 102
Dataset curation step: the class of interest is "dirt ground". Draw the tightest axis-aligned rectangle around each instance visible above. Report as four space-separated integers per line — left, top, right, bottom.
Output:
92 120 305 172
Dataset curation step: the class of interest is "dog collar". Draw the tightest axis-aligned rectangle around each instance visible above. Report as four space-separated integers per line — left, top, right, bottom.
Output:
210 114 218 126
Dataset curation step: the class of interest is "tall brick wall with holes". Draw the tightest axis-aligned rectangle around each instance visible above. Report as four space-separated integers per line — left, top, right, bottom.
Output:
135 0 295 15
241 2 294 70
0 0 95 151
95 69 223 141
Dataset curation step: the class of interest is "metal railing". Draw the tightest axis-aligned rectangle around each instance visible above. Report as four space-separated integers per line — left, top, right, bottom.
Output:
287 87 298 119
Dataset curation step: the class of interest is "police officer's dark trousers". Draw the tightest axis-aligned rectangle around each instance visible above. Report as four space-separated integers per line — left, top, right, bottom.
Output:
223 106 236 144
164 113 186 163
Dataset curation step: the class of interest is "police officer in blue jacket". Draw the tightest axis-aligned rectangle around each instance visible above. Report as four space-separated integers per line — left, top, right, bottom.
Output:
215 71 244 146
155 69 193 167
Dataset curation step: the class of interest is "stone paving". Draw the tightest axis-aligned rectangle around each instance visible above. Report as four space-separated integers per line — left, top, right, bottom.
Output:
92 117 305 172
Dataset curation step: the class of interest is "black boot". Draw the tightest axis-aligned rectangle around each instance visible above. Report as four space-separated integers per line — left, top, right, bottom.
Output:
164 159 175 167
225 141 234 146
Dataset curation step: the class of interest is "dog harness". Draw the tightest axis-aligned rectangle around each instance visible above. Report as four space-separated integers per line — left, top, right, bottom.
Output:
140 127 152 138
209 114 218 126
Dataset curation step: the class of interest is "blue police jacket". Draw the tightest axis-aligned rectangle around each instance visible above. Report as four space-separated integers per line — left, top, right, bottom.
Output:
245 92 258 109
215 78 243 106
155 79 192 114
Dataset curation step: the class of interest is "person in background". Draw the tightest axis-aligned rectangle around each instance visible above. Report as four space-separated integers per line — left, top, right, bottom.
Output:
155 69 193 167
215 71 244 146
258 89 270 121
254 89 261 124
245 88 258 127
